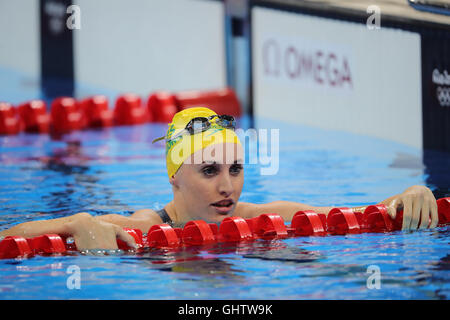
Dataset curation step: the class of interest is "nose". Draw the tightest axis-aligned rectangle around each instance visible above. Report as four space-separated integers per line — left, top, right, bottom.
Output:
217 171 234 197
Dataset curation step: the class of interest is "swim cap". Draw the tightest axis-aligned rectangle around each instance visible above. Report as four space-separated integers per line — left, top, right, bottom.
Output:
164 107 241 177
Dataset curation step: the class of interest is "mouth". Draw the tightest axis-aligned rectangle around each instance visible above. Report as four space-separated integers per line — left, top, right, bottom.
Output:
210 198 235 215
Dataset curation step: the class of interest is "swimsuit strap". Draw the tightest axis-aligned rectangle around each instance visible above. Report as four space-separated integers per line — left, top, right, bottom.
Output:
155 208 173 227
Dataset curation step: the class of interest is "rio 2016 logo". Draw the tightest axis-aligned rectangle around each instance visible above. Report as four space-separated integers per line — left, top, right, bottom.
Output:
432 69 450 107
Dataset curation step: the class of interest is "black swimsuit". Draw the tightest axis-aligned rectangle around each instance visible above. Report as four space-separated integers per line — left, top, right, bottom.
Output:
155 208 173 227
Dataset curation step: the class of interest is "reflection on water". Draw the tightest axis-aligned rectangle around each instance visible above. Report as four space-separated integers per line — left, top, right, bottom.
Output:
243 245 322 264
119 239 324 288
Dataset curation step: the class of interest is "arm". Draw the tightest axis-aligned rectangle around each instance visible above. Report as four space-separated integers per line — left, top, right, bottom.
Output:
0 213 84 239
0 208 162 238
0 209 163 250
239 185 438 230
236 201 334 221
96 209 162 231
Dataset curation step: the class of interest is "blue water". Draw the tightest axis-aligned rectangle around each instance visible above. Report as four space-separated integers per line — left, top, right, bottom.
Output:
0 116 449 299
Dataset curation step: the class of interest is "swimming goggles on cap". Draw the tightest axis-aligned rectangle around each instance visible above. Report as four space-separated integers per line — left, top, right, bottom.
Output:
152 114 236 143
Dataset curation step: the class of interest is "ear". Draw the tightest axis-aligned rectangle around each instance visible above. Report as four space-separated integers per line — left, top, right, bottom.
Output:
169 174 178 187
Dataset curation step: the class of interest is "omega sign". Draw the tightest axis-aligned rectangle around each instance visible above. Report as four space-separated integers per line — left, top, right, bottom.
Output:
262 38 353 89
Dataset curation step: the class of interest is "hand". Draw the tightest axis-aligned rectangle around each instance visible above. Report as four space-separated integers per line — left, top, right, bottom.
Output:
66 212 137 250
381 185 438 230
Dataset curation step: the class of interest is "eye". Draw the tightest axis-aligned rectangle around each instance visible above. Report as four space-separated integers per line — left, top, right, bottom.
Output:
230 164 243 175
202 165 218 177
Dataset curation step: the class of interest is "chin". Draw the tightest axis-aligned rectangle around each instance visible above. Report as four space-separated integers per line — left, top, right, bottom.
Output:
208 206 235 223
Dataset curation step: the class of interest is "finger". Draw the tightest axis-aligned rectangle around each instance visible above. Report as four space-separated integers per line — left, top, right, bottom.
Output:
73 235 89 251
402 197 413 230
386 198 399 220
426 187 437 201
410 196 423 229
429 199 439 229
419 200 430 229
115 227 138 249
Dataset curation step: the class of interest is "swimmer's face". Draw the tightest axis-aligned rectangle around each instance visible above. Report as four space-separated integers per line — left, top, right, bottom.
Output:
170 142 244 224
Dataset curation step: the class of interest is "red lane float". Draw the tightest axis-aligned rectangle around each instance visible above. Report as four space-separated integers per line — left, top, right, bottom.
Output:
51 97 85 133
182 220 216 245
0 102 22 135
244 214 288 239
17 100 50 133
253 213 288 238
0 236 33 259
175 88 241 117
27 234 66 254
147 224 181 248
360 205 395 232
437 198 450 224
291 211 327 236
327 207 361 235
1 197 449 259
79 96 114 128
0 88 242 136
147 92 179 123
218 217 253 242
114 94 149 125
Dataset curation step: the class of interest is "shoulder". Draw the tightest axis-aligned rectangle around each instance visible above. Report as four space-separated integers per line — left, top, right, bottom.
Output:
130 208 165 224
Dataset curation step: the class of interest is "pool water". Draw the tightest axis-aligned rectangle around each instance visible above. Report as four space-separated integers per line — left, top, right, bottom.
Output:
0 116 449 299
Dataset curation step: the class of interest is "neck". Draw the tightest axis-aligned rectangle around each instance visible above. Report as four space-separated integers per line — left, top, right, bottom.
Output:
165 200 180 224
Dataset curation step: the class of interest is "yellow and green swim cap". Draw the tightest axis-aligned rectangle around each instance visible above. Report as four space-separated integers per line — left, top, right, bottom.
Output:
164 107 241 177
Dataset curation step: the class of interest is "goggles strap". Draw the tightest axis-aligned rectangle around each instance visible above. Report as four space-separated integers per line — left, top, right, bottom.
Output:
151 114 235 144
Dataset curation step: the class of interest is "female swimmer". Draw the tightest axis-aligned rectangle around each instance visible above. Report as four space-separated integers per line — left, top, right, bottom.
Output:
0 107 439 250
